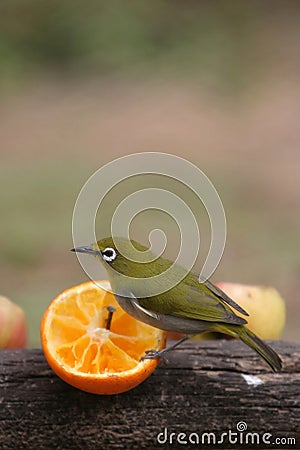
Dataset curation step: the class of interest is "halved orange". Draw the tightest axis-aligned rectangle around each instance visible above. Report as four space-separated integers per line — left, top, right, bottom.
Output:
41 280 166 395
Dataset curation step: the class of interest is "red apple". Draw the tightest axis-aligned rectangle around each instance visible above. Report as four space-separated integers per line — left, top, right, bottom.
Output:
0 296 27 348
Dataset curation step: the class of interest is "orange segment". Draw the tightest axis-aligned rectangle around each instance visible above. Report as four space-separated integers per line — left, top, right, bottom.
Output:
40 280 166 394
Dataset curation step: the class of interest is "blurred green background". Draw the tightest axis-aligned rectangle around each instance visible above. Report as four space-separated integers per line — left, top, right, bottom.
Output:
0 0 299 346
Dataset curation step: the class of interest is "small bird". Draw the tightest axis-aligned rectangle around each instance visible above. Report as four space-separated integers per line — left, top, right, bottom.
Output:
72 237 282 372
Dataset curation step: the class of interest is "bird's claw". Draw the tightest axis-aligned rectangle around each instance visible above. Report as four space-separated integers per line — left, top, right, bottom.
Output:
141 349 161 360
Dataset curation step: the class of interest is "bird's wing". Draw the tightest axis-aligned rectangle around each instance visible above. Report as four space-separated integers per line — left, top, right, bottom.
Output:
138 286 247 326
203 279 249 316
128 291 160 320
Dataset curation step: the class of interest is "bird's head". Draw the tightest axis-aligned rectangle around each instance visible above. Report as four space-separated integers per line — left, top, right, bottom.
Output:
71 237 160 278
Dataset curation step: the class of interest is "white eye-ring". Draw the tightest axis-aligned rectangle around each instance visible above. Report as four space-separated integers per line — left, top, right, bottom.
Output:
102 247 117 263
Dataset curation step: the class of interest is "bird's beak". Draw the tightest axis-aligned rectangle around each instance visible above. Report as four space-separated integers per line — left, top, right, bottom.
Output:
70 245 99 256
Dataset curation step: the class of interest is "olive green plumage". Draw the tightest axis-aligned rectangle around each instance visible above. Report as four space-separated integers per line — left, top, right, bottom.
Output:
72 237 282 372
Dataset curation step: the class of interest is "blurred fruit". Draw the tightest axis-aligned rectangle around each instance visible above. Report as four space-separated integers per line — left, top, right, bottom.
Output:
41 280 167 395
0 296 27 348
215 282 286 339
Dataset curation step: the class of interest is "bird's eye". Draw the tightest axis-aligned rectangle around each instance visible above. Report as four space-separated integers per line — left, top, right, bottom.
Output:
102 247 117 263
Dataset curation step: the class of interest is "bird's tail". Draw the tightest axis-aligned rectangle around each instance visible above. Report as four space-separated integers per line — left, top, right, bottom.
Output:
213 324 282 372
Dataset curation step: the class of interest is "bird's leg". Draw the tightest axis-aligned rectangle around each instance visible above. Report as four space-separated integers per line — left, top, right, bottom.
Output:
141 335 191 360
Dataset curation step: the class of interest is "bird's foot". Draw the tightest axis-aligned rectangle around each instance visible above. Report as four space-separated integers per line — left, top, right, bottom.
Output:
141 349 163 360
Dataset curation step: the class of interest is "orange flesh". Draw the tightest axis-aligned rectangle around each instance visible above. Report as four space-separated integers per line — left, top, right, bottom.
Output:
41 281 166 394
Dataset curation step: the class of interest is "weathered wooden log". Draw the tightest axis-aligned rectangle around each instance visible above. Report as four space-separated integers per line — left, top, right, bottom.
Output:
0 340 299 449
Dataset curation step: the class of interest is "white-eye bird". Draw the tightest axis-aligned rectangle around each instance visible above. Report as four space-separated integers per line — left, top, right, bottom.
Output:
72 237 282 372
